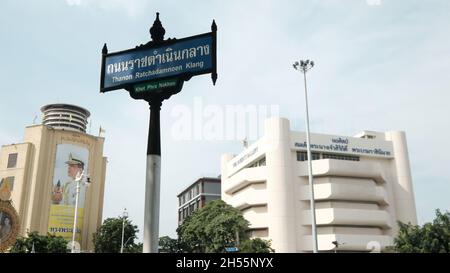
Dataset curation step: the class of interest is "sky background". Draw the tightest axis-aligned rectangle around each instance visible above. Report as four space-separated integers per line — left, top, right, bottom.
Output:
1 0 450 242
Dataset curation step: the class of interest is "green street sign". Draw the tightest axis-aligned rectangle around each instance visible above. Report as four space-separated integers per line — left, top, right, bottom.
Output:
134 78 179 93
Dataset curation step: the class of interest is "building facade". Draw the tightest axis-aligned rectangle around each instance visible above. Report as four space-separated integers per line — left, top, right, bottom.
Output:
221 117 417 253
0 104 107 251
177 177 221 225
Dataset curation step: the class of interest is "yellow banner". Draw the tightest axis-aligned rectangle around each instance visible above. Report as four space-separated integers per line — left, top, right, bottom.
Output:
48 205 84 242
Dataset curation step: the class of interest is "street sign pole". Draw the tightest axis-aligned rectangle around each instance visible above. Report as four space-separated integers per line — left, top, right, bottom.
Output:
142 13 165 253
144 100 162 253
100 12 217 254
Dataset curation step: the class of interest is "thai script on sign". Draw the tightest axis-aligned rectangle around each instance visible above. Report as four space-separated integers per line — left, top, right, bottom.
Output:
295 142 349 152
331 137 349 144
351 147 391 156
106 45 210 75
294 140 392 157
102 34 213 90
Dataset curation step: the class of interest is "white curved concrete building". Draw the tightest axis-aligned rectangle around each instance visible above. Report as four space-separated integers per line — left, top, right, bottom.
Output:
41 103 90 133
221 118 417 252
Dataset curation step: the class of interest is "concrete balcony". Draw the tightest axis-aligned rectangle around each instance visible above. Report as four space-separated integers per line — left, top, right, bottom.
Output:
302 234 393 252
297 159 388 184
299 177 388 205
223 166 267 194
226 183 267 210
242 206 268 229
301 208 392 228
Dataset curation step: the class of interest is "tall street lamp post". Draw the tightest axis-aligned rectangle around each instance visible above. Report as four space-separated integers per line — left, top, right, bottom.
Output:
293 59 318 253
71 170 89 253
121 208 128 253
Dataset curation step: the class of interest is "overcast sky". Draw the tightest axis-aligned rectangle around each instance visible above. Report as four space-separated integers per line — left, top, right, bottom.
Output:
1 0 449 241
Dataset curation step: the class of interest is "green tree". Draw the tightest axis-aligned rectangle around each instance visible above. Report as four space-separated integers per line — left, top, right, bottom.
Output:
10 231 68 253
393 209 450 253
92 216 140 253
177 199 249 253
240 238 274 253
125 242 143 253
159 236 181 253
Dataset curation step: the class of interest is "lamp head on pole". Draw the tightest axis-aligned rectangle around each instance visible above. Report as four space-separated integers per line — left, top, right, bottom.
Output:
293 59 315 73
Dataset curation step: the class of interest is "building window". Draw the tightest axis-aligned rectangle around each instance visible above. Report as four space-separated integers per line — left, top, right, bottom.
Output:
258 157 266 166
248 156 266 168
297 151 307 161
7 153 18 168
193 185 198 196
297 151 320 161
322 153 360 161
297 151 359 162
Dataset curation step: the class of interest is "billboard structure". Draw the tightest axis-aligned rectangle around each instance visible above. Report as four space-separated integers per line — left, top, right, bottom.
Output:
48 144 89 244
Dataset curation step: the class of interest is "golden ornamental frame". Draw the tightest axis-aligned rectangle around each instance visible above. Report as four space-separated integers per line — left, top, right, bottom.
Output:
0 200 20 252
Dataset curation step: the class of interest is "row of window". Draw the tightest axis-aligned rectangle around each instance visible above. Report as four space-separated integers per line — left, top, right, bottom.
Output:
244 151 359 169
179 183 202 206
248 157 266 168
45 113 86 122
43 108 88 118
178 195 221 224
45 118 87 128
297 151 360 162
178 198 202 223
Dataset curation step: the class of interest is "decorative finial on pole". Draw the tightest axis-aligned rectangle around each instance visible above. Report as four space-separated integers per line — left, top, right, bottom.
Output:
102 43 108 55
150 12 165 42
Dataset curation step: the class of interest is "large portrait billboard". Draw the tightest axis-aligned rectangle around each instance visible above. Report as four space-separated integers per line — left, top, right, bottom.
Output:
48 144 89 244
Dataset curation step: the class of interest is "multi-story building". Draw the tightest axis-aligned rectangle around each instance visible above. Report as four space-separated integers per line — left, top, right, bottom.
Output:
177 177 221 225
221 117 417 252
0 103 107 251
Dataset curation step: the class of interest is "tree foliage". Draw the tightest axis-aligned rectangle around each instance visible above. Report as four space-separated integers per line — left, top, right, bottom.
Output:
10 231 68 253
159 235 182 253
176 199 273 253
393 209 450 253
92 216 140 253
177 200 249 253
240 238 274 253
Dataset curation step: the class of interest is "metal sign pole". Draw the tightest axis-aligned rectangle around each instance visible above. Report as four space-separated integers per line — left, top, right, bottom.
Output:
143 101 162 253
100 12 217 254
